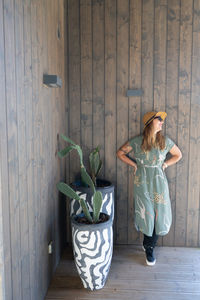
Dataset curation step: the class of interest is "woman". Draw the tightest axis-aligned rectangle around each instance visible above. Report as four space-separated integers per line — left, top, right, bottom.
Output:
116 111 182 266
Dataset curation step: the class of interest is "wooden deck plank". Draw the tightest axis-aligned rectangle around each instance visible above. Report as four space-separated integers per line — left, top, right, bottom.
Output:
45 246 200 300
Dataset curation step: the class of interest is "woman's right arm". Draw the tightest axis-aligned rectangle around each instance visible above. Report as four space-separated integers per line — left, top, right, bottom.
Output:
116 142 137 175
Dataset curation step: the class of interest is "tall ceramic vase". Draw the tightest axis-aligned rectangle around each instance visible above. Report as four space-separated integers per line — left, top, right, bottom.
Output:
71 213 113 290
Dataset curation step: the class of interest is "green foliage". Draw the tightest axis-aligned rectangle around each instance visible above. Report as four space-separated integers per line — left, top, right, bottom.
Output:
93 191 103 223
57 182 80 203
81 166 95 194
57 134 103 224
89 146 102 186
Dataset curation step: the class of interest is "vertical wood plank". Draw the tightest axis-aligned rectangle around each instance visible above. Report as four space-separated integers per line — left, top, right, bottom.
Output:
46 0 54 266
154 0 167 246
163 0 180 246
128 0 142 244
55 0 65 259
68 0 81 183
187 0 200 247
41 0 51 295
0 165 5 300
92 0 105 177
58 0 67 250
141 0 154 123
68 0 81 243
52 0 57 275
80 0 93 166
31 0 40 297
53 0 61 270
153 0 167 111
140 0 154 245
0 0 12 298
49 0 57 277
23 0 37 298
64 0 69 248
105 0 117 241
64 0 72 245
175 0 193 246
15 0 30 298
4 0 22 298
116 0 129 244
36 0 47 297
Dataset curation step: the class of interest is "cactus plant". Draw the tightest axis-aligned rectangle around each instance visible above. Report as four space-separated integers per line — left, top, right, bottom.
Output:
89 146 102 186
57 135 103 223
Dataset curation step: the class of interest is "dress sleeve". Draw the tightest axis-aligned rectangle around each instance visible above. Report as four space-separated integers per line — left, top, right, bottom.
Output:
128 137 135 152
128 136 139 153
165 136 175 152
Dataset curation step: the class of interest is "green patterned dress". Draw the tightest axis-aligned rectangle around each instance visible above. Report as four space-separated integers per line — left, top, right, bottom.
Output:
129 135 175 237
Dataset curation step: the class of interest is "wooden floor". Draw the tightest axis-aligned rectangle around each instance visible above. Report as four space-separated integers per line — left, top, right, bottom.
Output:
45 245 200 300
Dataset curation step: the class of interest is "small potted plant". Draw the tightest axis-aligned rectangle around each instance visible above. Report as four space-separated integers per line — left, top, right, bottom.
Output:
57 135 114 290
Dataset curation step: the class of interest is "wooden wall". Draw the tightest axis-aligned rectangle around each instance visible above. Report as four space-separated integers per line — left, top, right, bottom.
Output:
0 0 67 299
67 0 200 247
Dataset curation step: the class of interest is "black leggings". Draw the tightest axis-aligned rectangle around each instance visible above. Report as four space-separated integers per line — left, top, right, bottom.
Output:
143 227 159 248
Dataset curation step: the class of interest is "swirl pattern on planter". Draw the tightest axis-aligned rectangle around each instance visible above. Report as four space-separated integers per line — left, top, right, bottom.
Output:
72 225 113 290
70 190 114 222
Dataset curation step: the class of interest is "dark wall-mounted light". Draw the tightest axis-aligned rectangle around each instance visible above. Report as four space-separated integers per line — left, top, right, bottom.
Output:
43 74 62 88
126 89 143 97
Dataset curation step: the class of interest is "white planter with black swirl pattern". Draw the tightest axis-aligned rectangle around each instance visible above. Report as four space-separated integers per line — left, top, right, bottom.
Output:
70 179 114 223
71 213 113 290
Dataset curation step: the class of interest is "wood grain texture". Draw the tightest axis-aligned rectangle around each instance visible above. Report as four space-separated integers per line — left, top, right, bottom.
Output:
68 0 81 244
4 0 22 298
104 0 117 241
116 0 129 244
128 0 142 244
80 0 93 167
163 0 180 247
175 0 193 246
41 0 51 296
31 0 40 297
0 0 67 299
15 0 30 298
67 0 200 247
153 0 167 111
187 0 200 247
141 0 154 123
0 0 12 298
1 5 200 300
92 0 105 177
140 0 155 246
24 1 37 299
45 245 200 300
68 0 81 180
154 0 167 246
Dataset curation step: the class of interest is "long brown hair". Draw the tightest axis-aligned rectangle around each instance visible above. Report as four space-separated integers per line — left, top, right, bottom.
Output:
141 121 165 152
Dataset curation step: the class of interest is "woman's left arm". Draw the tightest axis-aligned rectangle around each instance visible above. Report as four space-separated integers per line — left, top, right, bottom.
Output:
162 145 182 170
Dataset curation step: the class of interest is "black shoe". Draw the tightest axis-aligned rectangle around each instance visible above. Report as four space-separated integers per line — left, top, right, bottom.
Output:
144 246 156 266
